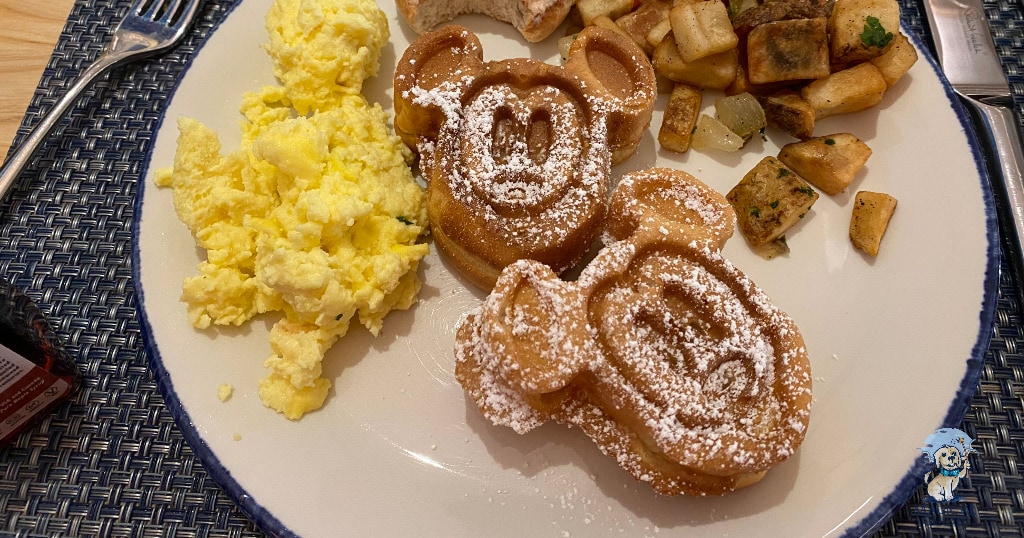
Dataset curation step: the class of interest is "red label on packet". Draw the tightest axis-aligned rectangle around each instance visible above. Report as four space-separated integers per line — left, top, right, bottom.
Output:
0 342 71 438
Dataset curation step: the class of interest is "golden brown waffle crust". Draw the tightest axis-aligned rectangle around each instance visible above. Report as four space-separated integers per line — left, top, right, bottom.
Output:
393 25 656 289
454 168 813 496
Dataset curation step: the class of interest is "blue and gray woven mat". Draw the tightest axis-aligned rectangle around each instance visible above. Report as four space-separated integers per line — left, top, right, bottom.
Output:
0 0 1022 535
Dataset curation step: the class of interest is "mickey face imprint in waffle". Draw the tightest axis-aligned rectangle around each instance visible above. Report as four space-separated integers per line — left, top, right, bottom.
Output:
455 168 813 496
394 25 657 290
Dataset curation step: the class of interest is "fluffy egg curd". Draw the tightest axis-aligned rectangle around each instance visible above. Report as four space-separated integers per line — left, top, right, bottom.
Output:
155 0 429 419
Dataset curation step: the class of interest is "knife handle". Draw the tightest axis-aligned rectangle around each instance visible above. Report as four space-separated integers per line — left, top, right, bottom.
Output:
963 97 1024 292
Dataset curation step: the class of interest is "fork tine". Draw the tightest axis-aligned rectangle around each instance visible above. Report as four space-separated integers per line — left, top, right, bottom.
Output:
166 0 202 28
137 0 163 19
133 0 200 28
0 0 203 200
156 0 186 23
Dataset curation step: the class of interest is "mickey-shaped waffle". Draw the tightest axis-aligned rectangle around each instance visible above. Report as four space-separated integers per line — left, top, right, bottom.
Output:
455 168 813 496
394 25 657 290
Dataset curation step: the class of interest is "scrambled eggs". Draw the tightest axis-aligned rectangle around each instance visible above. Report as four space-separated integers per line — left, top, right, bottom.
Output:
155 0 428 419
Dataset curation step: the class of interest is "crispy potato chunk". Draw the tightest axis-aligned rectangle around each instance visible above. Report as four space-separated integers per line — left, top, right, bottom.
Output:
777 133 872 194
590 15 635 40
829 0 901 64
653 36 739 89
759 92 816 139
725 63 755 96
801 62 887 119
727 156 819 247
850 190 897 255
658 83 703 153
732 0 833 39
669 0 739 62
746 18 831 84
870 31 918 87
725 63 799 97
614 0 674 55
646 18 674 49
753 237 791 260
577 0 634 26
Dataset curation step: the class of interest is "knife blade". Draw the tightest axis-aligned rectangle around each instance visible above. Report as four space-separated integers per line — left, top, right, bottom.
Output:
922 0 1024 290
924 0 1009 97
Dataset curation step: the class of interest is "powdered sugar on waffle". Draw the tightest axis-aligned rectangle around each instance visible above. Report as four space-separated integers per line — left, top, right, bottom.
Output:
454 171 812 495
393 25 657 286
455 259 589 434
413 74 612 247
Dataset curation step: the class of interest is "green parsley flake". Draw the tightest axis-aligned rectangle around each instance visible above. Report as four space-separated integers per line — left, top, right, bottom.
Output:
861 16 894 49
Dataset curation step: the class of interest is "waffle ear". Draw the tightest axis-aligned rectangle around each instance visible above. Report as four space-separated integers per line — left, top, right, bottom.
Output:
454 259 592 433
563 26 657 164
475 260 590 396
606 167 737 250
393 25 484 147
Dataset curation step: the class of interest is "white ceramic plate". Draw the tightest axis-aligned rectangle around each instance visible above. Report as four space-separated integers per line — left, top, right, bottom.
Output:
133 0 999 535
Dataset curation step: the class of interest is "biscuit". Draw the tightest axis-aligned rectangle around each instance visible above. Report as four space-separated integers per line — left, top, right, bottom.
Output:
395 0 574 43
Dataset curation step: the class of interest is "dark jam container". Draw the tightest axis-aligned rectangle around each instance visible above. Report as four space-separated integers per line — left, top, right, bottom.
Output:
0 276 80 445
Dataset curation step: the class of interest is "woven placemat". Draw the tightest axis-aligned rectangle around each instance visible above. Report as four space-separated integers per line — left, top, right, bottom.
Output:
0 0 262 536
872 1 1024 536
0 0 1021 536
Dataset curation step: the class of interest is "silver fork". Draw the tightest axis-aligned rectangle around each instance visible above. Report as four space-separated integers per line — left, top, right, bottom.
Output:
0 0 202 201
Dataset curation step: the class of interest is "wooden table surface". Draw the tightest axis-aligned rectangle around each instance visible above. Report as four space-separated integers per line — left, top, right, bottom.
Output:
0 0 77 156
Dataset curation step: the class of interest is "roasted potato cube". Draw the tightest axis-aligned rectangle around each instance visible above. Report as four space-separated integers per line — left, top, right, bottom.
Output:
670 0 739 62
746 18 831 84
754 237 791 260
577 0 634 26
801 62 887 119
658 83 703 152
590 15 634 40
653 36 738 89
778 133 872 194
870 31 918 87
615 0 674 54
829 0 901 64
727 156 819 247
725 63 798 97
646 18 674 49
732 0 833 39
759 92 816 139
850 190 897 255
726 0 761 21
725 62 755 95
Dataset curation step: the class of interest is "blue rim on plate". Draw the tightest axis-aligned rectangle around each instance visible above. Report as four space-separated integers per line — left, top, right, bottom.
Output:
839 23 999 532
838 24 1000 538
130 1 296 536
130 7 1001 538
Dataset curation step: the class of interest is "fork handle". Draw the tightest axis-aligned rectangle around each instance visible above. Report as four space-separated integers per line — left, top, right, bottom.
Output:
0 54 123 202
963 97 1024 295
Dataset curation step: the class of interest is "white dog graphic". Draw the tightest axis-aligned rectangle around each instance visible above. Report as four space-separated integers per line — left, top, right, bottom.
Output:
923 442 970 502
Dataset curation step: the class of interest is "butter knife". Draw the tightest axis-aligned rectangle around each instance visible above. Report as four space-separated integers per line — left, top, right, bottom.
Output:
922 0 1024 285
